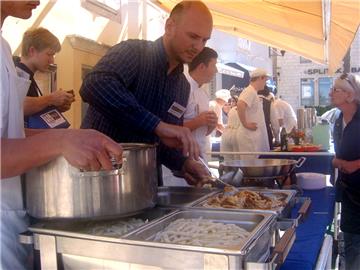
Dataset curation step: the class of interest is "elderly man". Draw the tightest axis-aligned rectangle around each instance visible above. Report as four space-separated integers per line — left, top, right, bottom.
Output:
80 1 213 186
183 47 218 160
236 68 270 159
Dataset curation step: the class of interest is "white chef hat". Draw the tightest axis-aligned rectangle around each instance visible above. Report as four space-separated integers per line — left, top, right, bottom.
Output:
215 89 231 102
334 73 360 103
250 68 270 79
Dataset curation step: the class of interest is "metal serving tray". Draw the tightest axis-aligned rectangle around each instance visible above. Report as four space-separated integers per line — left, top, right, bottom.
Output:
193 188 297 218
29 207 173 239
156 186 217 208
21 209 295 270
124 209 277 265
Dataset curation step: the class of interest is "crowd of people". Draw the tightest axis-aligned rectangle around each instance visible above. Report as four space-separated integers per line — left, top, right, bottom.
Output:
1 0 360 269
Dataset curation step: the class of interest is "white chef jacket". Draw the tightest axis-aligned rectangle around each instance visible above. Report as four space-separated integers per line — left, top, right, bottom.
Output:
184 74 211 159
274 98 297 133
236 86 269 159
221 107 241 161
1 33 32 270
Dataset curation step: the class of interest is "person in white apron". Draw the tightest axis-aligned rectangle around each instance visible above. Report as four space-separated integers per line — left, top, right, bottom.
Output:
236 68 270 160
221 106 241 161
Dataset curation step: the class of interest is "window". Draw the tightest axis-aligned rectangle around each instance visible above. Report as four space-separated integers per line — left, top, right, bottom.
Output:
82 0 121 21
300 56 312 64
318 77 333 106
300 78 315 106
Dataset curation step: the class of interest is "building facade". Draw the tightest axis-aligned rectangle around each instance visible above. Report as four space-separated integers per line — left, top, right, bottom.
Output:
276 30 360 111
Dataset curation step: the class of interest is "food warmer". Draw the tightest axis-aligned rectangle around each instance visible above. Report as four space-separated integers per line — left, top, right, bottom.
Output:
20 208 295 270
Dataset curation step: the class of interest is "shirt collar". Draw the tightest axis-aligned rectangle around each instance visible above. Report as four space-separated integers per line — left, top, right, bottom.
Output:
155 37 184 76
15 61 34 78
185 72 200 88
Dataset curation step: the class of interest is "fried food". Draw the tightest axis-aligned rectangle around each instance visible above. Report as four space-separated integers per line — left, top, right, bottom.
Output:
205 189 286 210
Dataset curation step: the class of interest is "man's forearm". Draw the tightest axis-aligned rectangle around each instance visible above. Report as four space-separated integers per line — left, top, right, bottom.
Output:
184 118 203 131
1 130 65 178
24 96 52 116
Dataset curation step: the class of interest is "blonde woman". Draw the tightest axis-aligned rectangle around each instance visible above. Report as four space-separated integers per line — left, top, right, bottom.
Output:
331 73 360 270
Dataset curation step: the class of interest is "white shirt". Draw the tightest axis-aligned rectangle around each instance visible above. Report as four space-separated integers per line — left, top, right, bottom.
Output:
1 32 32 270
183 73 210 158
237 85 269 153
274 98 297 133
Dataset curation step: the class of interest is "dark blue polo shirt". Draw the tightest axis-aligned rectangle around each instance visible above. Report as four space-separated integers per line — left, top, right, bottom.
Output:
80 38 190 172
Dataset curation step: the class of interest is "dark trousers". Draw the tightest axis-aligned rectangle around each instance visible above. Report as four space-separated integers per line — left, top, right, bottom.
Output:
344 232 360 270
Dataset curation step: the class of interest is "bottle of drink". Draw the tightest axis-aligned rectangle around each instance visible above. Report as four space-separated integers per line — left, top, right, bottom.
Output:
280 126 288 151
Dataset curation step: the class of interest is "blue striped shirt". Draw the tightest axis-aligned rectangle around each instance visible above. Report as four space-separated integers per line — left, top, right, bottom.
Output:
80 38 190 171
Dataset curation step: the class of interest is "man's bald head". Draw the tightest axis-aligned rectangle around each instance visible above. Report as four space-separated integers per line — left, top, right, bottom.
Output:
169 1 212 25
163 1 213 67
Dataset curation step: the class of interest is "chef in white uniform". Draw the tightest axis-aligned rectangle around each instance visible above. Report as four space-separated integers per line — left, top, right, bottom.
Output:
1 2 123 268
236 68 270 159
184 47 218 160
209 89 231 136
273 96 297 140
221 106 241 161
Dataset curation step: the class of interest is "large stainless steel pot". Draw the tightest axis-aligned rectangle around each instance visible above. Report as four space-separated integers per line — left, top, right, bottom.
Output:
219 157 306 180
25 143 158 219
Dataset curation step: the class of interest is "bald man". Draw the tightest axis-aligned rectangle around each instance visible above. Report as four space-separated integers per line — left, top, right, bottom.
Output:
80 1 214 186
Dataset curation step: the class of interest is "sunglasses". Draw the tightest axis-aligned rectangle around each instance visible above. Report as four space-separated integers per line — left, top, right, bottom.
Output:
340 73 357 91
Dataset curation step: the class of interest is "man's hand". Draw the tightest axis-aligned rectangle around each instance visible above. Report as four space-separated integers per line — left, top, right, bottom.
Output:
155 122 200 160
245 122 258 131
61 129 122 171
198 111 218 126
333 158 360 174
50 89 75 107
181 159 211 187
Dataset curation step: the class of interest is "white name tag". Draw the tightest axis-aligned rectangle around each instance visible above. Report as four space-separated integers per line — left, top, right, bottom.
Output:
168 102 186 119
40 109 67 128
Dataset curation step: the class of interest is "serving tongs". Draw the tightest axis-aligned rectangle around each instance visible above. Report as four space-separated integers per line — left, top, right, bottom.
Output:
198 157 241 192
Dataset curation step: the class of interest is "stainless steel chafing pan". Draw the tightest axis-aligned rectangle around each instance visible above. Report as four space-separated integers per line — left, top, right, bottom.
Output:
156 186 217 208
219 157 306 179
20 209 295 270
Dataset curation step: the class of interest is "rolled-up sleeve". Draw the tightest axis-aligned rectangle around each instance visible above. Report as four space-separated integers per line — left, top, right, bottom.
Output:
80 42 161 133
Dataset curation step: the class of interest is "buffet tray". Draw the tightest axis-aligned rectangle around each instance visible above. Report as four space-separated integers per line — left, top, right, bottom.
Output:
156 186 217 208
192 188 297 218
124 209 276 261
29 207 173 239
22 209 295 269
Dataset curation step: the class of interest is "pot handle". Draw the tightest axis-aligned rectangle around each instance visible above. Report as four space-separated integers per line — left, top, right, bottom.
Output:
18 231 33 245
295 156 306 168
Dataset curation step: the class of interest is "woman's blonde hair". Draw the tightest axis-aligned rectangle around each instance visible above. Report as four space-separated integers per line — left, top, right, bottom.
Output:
21 27 61 57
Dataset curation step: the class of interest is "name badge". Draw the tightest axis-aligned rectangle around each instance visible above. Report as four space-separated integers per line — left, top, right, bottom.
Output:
40 109 67 128
168 102 186 119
